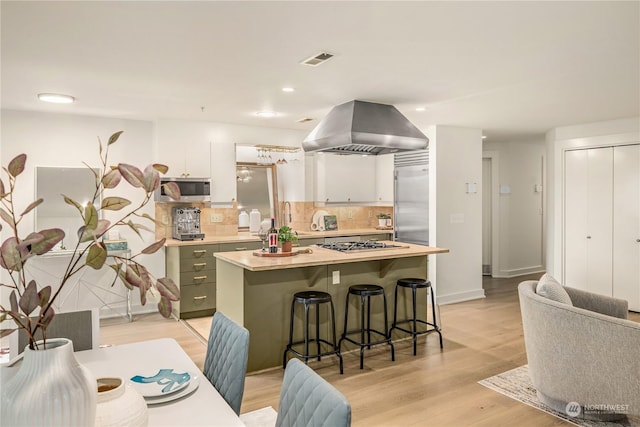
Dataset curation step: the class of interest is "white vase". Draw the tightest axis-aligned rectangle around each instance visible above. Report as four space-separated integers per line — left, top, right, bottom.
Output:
378 218 386 227
1 337 97 426
96 377 148 427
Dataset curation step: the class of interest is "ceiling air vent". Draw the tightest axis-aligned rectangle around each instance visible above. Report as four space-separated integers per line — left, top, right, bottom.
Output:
296 117 314 123
300 52 334 67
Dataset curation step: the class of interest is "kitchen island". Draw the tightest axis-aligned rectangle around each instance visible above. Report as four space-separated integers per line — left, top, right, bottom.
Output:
215 242 448 372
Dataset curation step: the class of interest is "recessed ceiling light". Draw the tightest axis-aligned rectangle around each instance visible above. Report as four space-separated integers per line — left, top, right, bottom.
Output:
255 111 278 118
38 93 75 104
282 87 295 93
415 107 426 112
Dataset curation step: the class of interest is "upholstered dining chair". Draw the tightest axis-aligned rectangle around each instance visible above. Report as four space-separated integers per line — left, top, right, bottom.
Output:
10 309 99 361
276 358 351 427
241 358 352 427
203 311 250 415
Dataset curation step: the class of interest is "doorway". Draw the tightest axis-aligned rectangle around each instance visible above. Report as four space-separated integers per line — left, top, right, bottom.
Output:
482 151 499 280
482 158 492 276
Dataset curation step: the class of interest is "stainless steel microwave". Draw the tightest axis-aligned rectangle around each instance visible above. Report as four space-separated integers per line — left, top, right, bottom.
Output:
155 177 211 203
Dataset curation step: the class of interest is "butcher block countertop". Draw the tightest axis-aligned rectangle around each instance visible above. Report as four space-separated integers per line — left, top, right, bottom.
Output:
214 242 449 272
164 228 392 247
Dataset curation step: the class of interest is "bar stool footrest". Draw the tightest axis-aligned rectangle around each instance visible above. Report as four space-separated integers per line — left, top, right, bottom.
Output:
340 328 391 347
390 319 441 335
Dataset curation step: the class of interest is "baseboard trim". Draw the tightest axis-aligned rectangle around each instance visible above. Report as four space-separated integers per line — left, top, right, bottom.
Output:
492 266 545 279
437 289 486 305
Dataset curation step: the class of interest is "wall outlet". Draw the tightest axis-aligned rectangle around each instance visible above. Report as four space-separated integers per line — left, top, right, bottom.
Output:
210 213 224 223
332 270 340 285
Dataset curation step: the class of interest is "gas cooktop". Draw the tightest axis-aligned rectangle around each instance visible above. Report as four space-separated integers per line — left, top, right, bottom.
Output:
316 241 405 252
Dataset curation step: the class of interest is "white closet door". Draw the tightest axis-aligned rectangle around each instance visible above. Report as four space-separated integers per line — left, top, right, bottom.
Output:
613 144 640 311
564 147 613 295
586 148 614 295
564 150 589 287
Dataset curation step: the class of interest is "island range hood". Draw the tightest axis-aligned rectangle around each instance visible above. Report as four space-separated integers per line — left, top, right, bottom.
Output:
302 100 428 155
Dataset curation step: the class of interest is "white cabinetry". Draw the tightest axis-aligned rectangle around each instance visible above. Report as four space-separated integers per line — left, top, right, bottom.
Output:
312 153 393 204
375 154 394 204
157 138 211 178
211 142 237 205
564 144 640 311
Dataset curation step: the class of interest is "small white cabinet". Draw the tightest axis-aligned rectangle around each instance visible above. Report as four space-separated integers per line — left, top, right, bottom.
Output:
157 138 211 178
313 153 385 203
375 154 394 204
211 142 237 205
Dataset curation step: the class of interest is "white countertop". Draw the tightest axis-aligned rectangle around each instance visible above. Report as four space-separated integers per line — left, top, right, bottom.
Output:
165 228 393 247
214 241 449 272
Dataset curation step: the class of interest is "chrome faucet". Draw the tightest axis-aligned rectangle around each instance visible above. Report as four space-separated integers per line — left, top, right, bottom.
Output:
283 201 292 226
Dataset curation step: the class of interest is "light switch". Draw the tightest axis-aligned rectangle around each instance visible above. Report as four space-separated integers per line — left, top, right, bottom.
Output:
466 183 478 194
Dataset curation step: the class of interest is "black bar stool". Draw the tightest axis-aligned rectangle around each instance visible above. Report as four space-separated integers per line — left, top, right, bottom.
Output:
389 278 443 355
338 284 395 369
283 290 343 374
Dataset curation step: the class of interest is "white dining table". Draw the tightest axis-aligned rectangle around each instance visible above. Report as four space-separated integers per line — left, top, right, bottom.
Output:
76 338 245 427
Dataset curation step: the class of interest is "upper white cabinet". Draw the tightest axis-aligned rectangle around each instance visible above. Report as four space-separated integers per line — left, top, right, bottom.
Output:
375 154 394 204
211 142 237 205
564 144 639 311
313 154 377 203
157 138 211 178
311 153 394 204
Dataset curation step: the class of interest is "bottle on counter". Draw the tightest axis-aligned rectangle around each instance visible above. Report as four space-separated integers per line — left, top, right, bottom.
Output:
249 209 261 233
268 217 278 253
238 210 249 227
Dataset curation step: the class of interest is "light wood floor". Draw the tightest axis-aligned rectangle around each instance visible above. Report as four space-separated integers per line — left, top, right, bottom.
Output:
100 275 640 426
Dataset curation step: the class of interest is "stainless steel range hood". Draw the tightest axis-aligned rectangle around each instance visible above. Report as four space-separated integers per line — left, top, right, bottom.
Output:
302 100 428 155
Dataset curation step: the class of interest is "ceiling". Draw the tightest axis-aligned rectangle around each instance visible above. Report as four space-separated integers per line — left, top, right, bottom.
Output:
2 1 639 143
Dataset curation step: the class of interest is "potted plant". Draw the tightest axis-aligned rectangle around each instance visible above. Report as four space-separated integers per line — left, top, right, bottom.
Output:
277 225 298 253
376 213 391 227
0 131 181 426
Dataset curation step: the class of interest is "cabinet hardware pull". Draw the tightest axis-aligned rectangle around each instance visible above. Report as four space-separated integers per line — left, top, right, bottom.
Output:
193 250 207 255
193 296 207 301
636 239 640 243
193 262 207 267
235 247 248 251
586 236 591 239
193 276 207 281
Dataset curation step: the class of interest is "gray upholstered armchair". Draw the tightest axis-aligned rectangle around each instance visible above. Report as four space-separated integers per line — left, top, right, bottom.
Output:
519 280 640 421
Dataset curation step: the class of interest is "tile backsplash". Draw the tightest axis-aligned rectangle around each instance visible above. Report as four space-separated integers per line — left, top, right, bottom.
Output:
155 202 392 239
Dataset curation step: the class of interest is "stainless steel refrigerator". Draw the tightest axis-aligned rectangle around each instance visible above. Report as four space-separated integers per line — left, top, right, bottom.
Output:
393 150 429 246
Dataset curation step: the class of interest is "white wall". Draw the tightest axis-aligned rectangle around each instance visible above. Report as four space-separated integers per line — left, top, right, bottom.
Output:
482 140 545 277
545 116 640 278
1 109 161 316
429 125 485 304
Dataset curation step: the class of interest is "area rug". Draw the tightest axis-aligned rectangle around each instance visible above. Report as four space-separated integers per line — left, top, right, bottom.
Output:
479 366 639 427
